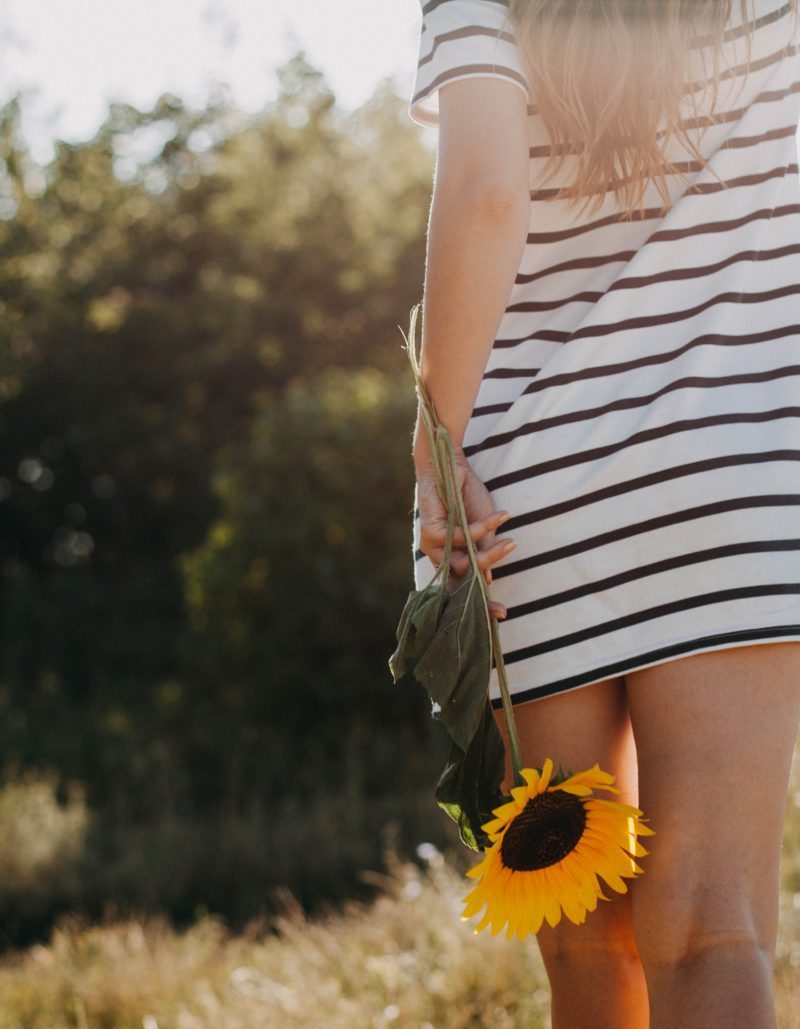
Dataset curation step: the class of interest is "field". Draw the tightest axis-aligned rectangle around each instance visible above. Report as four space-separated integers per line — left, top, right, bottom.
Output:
0 745 797 1029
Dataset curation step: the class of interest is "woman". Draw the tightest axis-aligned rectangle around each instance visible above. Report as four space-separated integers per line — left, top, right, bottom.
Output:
408 0 800 1025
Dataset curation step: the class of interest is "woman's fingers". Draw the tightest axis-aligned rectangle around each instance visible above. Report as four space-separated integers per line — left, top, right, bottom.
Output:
427 536 517 576
420 510 510 552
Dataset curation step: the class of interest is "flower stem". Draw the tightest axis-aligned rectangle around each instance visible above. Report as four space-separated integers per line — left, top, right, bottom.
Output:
490 617 524 788
402 302 525 791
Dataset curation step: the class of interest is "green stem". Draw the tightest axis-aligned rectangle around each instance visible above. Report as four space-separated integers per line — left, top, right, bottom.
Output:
438 425 525 790
490 617 524 788
403 302 525 791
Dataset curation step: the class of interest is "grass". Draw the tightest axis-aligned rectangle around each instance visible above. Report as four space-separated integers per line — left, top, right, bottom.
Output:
0 742 796 1028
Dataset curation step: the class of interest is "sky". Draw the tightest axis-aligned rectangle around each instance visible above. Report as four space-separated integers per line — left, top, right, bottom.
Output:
0 0 424 163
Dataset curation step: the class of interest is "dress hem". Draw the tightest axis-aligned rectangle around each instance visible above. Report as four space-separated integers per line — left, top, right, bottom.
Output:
489 623 800 709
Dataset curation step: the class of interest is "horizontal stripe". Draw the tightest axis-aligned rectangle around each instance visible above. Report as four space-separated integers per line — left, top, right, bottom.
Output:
422 0 509 14
470 319 800 418
531 159 798 202
466 364 800 457
414 456 800 561
488 625 800 707
525 136 800 241
508 202 800 298
494 494 800 578
484 407 800 491
514 249 638 288
544 280 800 344
529 118 797 165
414 10 798 123
488 448 800 530
412 435 800 531
412 62 529 107
418 26 515 69
691 0 797 47
604 240 800 294
502 584 800 665
507 539 800 619
683 40 800 94
505 242 800 315
496 323 800 407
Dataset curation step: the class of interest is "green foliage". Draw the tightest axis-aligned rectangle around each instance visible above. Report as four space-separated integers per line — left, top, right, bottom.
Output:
178 365 426 802
0 51 442 941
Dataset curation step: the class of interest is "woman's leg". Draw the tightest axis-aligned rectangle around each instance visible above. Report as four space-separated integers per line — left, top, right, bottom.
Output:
494 676 649 1029
625 640 800 1029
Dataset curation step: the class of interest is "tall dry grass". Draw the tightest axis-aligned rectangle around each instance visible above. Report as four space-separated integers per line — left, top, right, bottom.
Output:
0 738 796 1028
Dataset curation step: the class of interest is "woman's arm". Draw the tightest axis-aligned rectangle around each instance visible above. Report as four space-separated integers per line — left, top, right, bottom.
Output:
411 75 531 467
412 76 531 606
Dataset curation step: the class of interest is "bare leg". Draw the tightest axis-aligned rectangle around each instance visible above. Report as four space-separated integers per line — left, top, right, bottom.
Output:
495 676 649 1029
625 640 800 1029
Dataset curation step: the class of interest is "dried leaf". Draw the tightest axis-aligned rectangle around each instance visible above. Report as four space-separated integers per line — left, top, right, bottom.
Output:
434 699 506 851
412 568 491 753
387 580 447 687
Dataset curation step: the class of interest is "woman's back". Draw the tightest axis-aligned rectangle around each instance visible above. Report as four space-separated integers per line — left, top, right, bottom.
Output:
409 0 800 707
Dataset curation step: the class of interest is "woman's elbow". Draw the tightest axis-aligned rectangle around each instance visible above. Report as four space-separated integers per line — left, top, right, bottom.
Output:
435 174 529 222
481 183 529 219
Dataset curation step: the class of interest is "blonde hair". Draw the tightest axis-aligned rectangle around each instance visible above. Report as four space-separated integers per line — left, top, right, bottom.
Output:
505 0 800 219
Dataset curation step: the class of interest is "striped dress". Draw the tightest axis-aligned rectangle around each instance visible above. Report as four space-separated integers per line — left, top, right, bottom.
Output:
408 0 800 710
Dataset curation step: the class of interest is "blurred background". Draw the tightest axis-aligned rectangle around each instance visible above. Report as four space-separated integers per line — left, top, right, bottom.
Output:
0 0 453 940
0 2 798 1026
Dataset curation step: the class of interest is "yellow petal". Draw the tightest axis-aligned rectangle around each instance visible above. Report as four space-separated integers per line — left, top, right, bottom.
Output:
538 758 554 793
491 800 521 821
593 862 629 894
595 799 646 818
461 883 488 919
560 888 586 926
520 767 540 790
554 783 593 796
540 868 563 928
559 764 616 791
510 785 530 807
523 873 545 935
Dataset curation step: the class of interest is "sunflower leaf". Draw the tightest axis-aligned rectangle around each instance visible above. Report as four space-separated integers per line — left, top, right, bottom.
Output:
434 698 506 851
411 568 491 753
387 579 448 687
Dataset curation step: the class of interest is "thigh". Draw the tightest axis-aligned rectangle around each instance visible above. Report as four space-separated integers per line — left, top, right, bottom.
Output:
625 640 800 960
495 676 638 804
494 676 641 955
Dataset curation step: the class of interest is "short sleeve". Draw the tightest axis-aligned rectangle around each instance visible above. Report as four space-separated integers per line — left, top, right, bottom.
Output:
409 0 531 128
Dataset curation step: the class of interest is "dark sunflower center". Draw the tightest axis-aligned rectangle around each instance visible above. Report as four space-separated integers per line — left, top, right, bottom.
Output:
500 791 587 871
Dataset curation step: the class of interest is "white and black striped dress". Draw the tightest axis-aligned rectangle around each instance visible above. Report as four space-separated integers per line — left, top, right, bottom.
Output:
409 0 800 709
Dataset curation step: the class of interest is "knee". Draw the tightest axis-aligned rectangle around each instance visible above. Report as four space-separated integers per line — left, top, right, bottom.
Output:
634 884 770 971
632 882 774 971
635 923 772 972
537 895 641 968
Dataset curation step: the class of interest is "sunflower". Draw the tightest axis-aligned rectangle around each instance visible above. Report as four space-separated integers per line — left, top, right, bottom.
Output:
461 758 655 941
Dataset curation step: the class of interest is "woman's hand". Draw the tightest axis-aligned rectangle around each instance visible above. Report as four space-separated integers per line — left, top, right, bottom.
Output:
414 445 516 619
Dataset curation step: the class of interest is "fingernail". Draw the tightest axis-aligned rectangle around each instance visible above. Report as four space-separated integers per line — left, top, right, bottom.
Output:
497 512 511 524
501 540 517 552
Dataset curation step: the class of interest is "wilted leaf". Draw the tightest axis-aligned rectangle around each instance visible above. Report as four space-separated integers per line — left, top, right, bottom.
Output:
387 579 448 687
434 699 506 851
412 568 491 753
